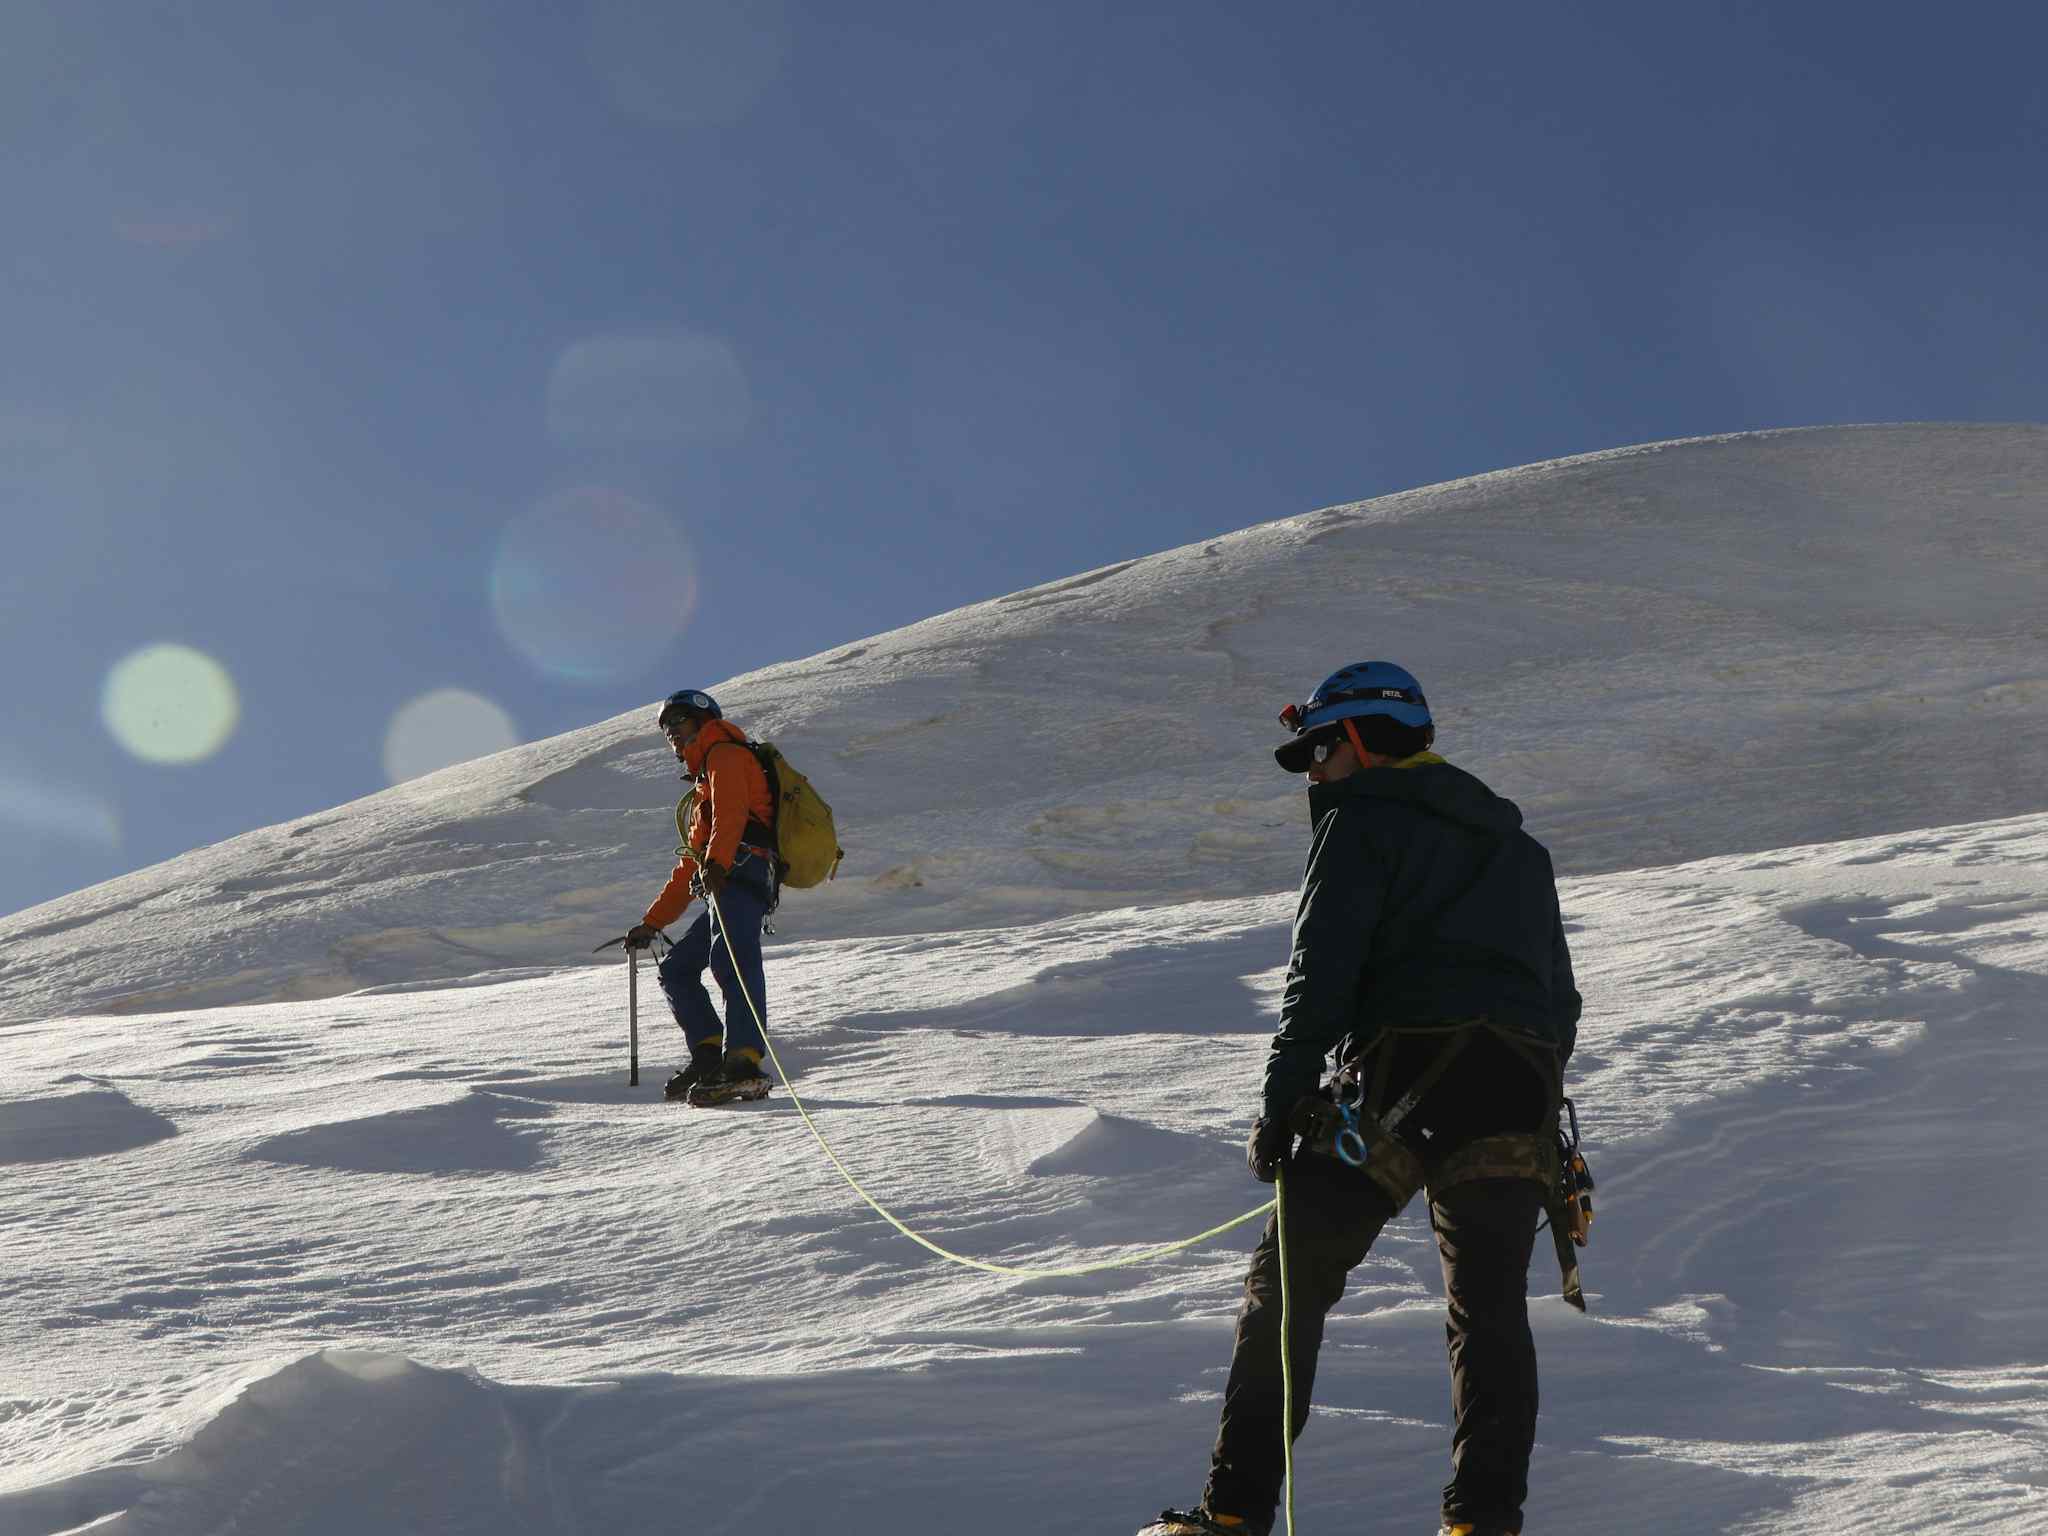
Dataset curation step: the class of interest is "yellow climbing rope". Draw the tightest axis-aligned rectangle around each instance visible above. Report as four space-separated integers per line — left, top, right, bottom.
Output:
699 892 1275 1277
1277 1163 1297 1536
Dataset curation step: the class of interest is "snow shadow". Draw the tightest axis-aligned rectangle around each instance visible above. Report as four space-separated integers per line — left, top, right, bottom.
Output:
244 1090 553 1175
473 1070 661 1106
0 1089 176 1165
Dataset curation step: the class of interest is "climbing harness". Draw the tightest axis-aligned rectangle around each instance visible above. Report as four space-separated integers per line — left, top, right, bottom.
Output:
1318 1022 1479 1170
1542 1096 1597 1310
1295 1019 1594 1311
1558 1097 1595 1242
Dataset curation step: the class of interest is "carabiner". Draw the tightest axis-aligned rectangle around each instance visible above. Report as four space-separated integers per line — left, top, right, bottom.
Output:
1334 1102 1369 1168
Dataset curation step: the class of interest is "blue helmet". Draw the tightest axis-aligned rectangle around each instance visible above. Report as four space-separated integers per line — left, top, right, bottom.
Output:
1275 661 1431 770
657 689 722 730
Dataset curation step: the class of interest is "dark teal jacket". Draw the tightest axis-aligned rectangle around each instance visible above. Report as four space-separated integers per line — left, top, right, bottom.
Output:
1262 757 1580 1122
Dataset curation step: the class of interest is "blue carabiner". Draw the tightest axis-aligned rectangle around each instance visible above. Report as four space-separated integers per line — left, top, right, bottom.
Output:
1334 1101 1369 1168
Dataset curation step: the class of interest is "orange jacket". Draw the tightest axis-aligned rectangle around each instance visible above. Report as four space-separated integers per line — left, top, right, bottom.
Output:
643 718 776 929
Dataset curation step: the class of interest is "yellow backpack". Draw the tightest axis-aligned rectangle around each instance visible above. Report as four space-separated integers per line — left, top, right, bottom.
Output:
752 742 844 888
674 741 844 890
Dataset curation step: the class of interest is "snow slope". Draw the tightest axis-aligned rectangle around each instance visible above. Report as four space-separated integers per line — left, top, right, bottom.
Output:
3 424 2044 1025
3 424 2047 1534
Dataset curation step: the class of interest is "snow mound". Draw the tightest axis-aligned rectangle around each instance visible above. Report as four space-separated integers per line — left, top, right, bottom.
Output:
245 1090 551 1175
0 1088 175 1165
2 1350 549 1536
1023 1109 1214 1178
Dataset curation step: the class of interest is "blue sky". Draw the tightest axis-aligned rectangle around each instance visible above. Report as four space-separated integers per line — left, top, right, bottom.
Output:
4 0 2044 919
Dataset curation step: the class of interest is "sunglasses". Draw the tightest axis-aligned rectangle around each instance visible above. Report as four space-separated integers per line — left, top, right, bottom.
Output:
1276 700 1354 765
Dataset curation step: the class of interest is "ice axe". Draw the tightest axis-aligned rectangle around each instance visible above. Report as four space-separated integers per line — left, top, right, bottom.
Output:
594 930 670 1087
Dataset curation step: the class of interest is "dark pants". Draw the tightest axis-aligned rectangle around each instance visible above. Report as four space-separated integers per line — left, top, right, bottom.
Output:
1203 1154 1543 1533
657 859 772 1056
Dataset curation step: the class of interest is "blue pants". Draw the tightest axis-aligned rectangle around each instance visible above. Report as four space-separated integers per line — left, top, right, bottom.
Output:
657 862 771 1057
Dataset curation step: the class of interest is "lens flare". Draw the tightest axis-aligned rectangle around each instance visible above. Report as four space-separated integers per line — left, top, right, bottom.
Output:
101 643 240 764
491 487 698 683
0 774 120 848
587 0 788 126
546 331 751 442
383 689 519 785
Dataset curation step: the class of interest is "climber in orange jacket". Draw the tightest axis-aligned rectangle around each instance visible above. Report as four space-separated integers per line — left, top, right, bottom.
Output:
623 689 780 1105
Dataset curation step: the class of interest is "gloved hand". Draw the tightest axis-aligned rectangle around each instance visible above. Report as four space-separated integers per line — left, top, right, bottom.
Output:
623 923 662 951
697 861 729 899
1289 1090 1344 1151
1246 1115 1293 1183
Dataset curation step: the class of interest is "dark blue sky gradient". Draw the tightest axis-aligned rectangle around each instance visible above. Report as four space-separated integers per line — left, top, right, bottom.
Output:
5 1 2045 916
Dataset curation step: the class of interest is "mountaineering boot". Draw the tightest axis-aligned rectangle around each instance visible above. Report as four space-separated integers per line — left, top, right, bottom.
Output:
1137 1508 1266 1536
664 1041 724 1102
685 1047 773 1107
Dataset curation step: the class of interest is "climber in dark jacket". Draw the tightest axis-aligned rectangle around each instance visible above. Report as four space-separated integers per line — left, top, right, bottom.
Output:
1141 661 1581 1536
1263 709 1579 1148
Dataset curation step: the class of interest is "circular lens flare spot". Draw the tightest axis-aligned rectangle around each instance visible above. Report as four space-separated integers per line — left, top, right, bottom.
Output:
491 487 698 683
101 644 240 764
383 689 519 785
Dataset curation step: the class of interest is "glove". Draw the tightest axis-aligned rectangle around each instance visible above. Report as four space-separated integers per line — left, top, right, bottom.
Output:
623 923 661 951
1246 1115 1293 1183
697 861 729 898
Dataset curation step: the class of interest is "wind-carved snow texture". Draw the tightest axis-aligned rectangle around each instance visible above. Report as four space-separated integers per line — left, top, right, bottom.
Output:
2 426 2047 1534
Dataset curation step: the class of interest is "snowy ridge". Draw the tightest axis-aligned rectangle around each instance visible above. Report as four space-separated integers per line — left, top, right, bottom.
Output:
3 424 2047 1533
3 423 2045 1025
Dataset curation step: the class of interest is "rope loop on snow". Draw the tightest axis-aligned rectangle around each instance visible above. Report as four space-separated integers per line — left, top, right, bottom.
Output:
697 891 1276 1278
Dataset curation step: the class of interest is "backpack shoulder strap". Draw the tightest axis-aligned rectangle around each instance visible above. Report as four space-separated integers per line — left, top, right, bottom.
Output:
748 741 784 825
704 739 778 850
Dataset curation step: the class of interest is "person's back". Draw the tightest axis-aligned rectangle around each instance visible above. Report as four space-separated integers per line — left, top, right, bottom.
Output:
1143 661 1581 1536
1331 759 1573 1041
1280 755 1578 1165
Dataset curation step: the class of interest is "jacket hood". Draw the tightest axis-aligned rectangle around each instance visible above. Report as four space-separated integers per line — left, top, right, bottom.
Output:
1309 757 1525 838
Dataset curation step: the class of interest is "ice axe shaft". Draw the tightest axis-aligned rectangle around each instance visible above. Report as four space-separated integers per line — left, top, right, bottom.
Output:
627 946 640 1087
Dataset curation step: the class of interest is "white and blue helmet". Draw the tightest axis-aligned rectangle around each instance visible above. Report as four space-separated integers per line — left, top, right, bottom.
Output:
1274 661 1431 771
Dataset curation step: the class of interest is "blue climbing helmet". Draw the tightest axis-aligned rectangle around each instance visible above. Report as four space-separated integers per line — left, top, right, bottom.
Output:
656 689 722 731
1274 661 1431 771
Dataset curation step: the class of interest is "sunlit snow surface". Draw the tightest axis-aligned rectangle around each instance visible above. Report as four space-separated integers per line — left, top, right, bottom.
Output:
3 425 2046 1534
